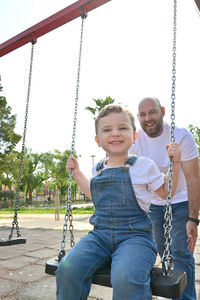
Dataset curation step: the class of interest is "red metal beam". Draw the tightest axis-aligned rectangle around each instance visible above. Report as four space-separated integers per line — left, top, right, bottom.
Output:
194 0 200 13
0 0 111 57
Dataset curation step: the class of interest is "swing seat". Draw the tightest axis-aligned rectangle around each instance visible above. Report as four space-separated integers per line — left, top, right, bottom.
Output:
45 258 187 298
150 267 187 298
0 238 26 246
45 257 59 275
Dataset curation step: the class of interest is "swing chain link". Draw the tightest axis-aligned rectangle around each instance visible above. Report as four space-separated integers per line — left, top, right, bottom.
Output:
162 0 177 275
170 0 177 144
9 43 35 240
59 13 87 260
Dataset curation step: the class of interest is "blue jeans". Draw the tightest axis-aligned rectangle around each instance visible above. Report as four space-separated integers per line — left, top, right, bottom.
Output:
56 225 157 300
150 202 196 300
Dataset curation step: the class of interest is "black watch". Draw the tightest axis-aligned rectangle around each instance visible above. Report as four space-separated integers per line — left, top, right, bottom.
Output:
188 217 199 226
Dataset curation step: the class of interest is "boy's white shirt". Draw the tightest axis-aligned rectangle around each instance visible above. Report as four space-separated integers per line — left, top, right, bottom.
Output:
91 156 165 212
130 122 199 206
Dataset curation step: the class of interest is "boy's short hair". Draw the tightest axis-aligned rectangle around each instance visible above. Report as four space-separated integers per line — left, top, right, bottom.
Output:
95 104 136 135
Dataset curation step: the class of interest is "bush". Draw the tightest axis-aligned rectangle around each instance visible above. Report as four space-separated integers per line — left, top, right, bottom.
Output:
0 190 15 208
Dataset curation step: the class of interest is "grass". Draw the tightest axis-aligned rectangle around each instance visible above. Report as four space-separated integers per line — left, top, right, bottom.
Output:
0 206 94 215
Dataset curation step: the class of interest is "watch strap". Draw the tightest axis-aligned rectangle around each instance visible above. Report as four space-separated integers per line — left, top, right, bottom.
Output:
188 217 199 226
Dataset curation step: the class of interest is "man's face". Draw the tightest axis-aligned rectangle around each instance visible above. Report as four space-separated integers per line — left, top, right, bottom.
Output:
138 99 165 137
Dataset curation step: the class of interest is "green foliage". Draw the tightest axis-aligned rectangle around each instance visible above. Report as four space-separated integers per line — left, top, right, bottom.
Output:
1 147 79 207
49 149 78 199
0 79 79 204
0 96 21 157
85 96 115 119
0 151 22 189
0 190 15 208
188 124 200 154
0 83 21 190
21 150 47 204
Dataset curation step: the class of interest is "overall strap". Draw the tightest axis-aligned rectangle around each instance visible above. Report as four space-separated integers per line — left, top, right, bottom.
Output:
125 154 138 166
96 155 138 175
96 159 105 175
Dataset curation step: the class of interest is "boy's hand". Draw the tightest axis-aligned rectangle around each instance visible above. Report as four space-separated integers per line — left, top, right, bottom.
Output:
166 142 181 164
66 157 79 174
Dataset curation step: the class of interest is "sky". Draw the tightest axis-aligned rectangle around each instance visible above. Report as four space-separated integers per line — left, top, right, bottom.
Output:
0 0 200 176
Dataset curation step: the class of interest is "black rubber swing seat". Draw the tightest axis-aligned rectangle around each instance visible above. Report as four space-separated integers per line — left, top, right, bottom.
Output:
45 258 187 298
0 238 26 246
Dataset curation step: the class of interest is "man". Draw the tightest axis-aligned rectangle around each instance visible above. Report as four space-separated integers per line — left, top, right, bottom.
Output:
130 97 200 300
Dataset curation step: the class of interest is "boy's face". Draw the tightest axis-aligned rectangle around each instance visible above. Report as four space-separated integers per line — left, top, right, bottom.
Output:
95 112 135 156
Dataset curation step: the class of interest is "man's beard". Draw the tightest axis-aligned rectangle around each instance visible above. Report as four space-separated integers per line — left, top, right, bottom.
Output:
142 120 163 138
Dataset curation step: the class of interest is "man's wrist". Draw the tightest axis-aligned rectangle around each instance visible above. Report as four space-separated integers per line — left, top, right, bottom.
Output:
188 217 199 226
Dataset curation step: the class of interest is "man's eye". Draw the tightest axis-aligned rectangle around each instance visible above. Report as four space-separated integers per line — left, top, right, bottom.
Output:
120 127 127 130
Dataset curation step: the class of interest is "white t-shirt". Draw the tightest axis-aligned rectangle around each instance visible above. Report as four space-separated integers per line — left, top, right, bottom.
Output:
92 156 165 212
130 122 199 205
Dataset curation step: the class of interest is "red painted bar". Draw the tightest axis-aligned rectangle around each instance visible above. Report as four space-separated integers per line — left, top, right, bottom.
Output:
0 0 111 57
194 0 200 12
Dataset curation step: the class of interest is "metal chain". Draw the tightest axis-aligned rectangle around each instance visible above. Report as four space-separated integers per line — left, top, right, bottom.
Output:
162 0 177 275
58 12 87 260
9 43 35 240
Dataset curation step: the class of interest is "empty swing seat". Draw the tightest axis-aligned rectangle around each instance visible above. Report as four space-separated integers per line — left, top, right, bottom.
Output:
0 238 26 246
45 258 187 298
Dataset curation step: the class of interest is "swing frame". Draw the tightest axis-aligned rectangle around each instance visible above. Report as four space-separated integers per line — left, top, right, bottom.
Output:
0 0 111 57
0 0 199 57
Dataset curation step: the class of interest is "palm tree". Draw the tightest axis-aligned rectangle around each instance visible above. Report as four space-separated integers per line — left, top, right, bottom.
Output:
85 96 115 119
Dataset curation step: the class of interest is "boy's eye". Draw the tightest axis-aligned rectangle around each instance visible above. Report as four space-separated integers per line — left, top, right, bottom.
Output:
103 128 110 132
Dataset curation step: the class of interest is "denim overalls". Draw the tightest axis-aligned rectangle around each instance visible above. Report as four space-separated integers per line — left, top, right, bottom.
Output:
56 155 157 300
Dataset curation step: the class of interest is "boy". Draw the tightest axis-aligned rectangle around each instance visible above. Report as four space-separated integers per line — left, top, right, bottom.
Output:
56 104 181 300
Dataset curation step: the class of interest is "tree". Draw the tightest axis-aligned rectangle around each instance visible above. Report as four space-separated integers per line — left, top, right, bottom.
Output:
85 96 115 119
21 150 48 204
0 96 21 157
188 124 200 154
0 151 22 189
20 149 77 203
49 149 77 200
0 81 21 189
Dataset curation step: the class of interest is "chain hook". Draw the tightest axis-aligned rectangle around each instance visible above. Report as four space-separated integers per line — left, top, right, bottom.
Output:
81 9 87 19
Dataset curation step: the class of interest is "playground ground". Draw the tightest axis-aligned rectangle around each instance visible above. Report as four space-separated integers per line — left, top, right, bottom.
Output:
0 213 199 300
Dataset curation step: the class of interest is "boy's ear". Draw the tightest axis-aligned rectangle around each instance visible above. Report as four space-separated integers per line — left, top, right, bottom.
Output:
95 136 100 146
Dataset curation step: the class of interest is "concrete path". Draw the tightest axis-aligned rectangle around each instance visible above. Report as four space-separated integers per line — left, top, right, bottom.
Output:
0 214 199 300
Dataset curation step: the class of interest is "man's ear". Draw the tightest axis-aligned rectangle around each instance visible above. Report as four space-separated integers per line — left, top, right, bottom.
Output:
95 136 100 147
161 107 165 117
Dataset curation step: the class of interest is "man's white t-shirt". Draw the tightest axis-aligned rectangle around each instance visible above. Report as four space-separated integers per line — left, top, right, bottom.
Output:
92 156 165 212
130 122 199 205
